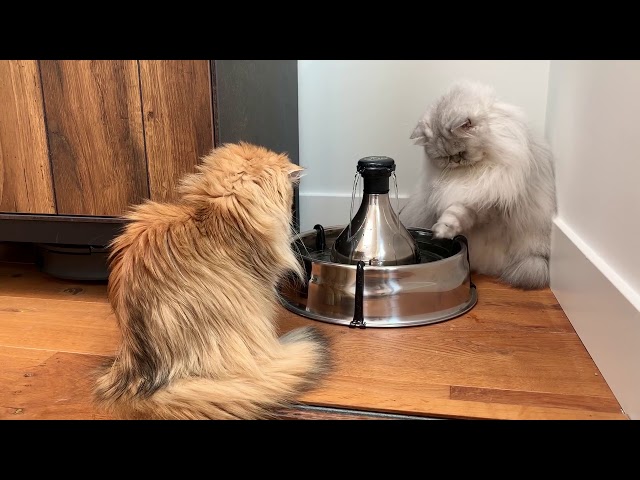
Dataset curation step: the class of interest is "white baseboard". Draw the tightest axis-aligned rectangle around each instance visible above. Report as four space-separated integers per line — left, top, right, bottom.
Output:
551 218 640 419
299 193 410 232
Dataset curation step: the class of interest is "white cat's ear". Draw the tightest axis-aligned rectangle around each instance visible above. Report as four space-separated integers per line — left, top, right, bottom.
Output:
452 118 473 134
410 124 423 139
410 123 430 146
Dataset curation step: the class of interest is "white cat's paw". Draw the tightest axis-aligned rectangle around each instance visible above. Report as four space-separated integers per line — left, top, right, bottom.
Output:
432 222 457 239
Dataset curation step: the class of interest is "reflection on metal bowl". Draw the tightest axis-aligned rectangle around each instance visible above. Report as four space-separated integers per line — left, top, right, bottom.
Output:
278 226 478 328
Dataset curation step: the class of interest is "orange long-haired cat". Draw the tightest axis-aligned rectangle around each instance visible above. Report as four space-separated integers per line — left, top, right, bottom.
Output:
94 142 331 419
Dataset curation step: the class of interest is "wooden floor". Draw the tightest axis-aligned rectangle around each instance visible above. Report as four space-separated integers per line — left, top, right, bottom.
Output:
0 258 627 420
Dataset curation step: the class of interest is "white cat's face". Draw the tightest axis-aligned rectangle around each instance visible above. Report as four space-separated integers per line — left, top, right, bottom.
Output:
410 82 495 170
411 117 487 169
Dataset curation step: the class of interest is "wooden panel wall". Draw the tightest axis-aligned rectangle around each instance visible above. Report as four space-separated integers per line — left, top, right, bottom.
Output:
139 60 214 202
0 60 55 214
39 60 149 216
0 60 215 218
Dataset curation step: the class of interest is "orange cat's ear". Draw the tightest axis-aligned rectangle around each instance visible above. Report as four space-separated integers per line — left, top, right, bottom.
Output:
288 166 306 184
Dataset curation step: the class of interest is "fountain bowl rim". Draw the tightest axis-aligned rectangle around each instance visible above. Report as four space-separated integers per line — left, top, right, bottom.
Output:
292 225 467 271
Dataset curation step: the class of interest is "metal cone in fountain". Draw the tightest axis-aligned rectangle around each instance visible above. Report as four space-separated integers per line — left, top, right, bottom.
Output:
330 156 420 266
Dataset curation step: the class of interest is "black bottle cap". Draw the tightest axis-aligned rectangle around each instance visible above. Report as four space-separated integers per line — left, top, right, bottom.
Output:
356 156 395 194
357 156 396 177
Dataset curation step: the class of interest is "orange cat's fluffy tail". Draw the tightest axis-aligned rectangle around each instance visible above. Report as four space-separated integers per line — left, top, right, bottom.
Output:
94 326 331 420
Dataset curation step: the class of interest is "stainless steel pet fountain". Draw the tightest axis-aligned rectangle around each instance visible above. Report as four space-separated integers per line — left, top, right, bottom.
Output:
278 156 477 328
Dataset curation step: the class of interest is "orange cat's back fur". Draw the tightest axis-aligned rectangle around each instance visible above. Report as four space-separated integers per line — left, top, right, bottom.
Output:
94 142 331 419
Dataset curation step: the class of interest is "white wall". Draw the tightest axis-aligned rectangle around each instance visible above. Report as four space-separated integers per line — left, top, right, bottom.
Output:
546 60 640 419
297 60 551 232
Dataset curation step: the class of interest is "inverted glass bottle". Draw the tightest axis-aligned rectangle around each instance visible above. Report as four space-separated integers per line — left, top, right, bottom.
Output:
330 156 420 266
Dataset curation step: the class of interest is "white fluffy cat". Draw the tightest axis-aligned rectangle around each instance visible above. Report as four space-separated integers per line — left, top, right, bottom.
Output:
399 81 557 290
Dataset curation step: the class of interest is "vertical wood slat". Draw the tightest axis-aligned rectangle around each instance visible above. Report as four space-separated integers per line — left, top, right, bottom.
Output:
0 60 55 214
39 60 149 216
139 60 214 202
